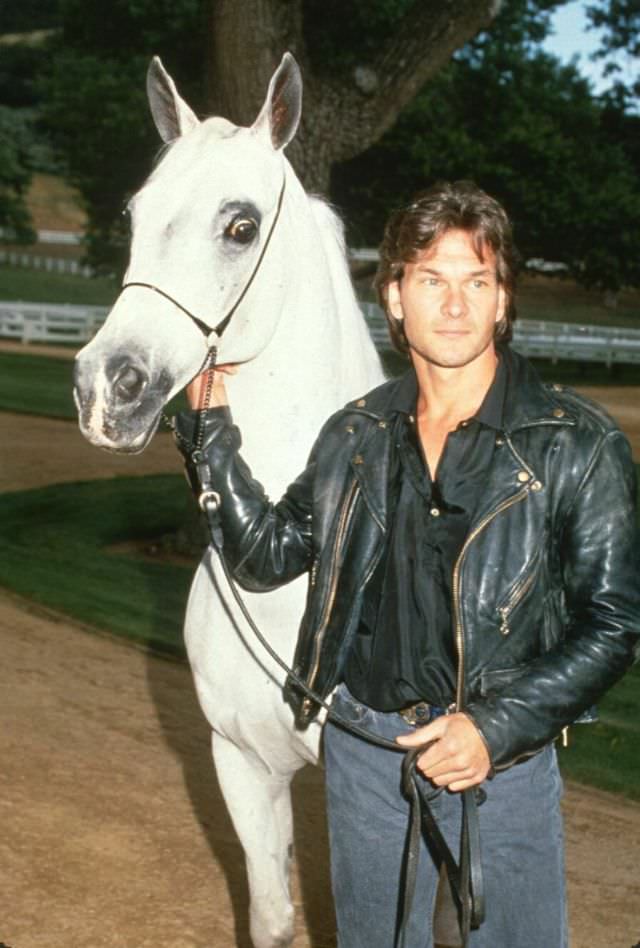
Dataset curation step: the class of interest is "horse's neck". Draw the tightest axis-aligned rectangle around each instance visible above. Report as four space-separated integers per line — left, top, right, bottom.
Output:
226 181 383 497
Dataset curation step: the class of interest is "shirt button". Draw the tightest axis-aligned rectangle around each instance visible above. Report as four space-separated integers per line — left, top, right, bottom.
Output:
345 424 355 434
553 408 565 418
517 470 530 483
430 507 440 517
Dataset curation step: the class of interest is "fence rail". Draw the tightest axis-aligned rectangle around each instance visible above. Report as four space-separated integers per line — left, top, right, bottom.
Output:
360 303 640 366
1 298 639 366
0 301 108 345
0 249 93 278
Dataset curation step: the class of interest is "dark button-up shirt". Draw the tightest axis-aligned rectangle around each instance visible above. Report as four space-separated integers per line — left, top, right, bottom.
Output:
344 356 507 711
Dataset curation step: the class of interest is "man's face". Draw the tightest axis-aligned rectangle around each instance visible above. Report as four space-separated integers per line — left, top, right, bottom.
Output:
387 228 506 370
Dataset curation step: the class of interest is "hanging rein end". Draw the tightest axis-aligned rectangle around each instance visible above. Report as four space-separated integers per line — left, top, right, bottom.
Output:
401 742 434 799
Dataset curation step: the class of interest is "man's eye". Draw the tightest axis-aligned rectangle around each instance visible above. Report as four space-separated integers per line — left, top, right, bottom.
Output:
471 279 487 288
225 217 258 244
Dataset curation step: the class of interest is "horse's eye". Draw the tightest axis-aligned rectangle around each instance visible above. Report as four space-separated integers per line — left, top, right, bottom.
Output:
225 216 258 245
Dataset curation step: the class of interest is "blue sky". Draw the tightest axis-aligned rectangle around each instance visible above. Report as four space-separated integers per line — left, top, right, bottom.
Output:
544 0 636 97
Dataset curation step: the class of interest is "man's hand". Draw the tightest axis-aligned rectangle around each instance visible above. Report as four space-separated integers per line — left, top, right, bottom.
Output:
186 364 238 409
396 712 491 792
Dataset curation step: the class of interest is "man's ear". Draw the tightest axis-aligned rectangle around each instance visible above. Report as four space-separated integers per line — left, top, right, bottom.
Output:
386 281 404 322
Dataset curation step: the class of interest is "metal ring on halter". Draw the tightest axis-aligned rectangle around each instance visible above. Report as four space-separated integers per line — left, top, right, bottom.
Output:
198 490 221 513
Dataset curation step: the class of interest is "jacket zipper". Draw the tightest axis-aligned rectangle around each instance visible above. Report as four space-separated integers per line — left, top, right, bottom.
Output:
452 487 529 711
303 478 359 709
498 567 538 636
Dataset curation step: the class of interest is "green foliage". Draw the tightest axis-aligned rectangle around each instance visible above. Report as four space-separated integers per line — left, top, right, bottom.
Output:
0 0 63 33
303 0 413 70
0 44 44 108
0 476 192 654
30 0 640 292
41 0 206 274
587 0 639 103
333 3 640 293
0 106 36 241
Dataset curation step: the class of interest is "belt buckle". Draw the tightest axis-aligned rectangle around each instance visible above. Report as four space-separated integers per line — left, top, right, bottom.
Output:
399 701 433 726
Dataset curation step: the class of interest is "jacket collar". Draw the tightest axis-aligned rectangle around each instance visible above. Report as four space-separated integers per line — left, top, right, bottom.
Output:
350 346 575 434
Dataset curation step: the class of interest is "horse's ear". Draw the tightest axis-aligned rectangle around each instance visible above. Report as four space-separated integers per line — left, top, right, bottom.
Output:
252 52 302 151
146 56 199 143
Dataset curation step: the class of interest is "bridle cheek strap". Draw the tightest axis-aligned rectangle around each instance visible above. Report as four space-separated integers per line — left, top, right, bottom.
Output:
119 173 286 353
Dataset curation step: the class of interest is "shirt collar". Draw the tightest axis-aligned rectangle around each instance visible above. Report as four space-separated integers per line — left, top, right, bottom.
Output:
473 353 506 430
386 353 507 430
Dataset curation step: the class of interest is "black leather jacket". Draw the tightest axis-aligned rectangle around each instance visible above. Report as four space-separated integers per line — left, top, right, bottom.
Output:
175 348 640 770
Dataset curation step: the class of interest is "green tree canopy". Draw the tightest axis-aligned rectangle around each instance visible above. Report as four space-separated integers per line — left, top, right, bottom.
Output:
0 107 37 242
333 0 640 292
587 0 639 104
41 0 501 272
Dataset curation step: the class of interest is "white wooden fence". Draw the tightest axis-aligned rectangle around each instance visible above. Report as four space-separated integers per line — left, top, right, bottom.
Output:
0 249 93 278
0 301 108 345
359 302 640 366
1 298 639 366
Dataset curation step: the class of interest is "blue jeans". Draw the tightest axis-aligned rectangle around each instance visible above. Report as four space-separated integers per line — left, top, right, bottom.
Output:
324 684 567 948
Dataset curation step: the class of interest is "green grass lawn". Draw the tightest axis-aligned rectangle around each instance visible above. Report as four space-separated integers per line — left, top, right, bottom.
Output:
0 472 637 800
0 351 187 419
559 664 640 798
0 346 635 427
0 351 76 418
0 264 117 306
0 475 193 655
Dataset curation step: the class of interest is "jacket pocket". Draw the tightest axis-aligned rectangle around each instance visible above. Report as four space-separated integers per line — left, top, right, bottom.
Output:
479 664 530 697
495 547 543 637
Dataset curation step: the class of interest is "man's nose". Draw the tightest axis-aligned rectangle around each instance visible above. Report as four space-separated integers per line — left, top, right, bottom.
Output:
442 286 466 318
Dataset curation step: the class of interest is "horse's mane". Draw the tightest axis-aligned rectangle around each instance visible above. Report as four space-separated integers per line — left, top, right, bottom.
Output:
307 195 348 256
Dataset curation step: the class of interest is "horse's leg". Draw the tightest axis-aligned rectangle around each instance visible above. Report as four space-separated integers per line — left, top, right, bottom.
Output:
213 731 296 948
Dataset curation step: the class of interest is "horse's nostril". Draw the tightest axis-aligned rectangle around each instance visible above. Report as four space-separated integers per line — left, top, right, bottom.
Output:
113 364 147 402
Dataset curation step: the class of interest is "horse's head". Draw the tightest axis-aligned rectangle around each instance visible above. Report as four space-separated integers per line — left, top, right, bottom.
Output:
74 53 302 452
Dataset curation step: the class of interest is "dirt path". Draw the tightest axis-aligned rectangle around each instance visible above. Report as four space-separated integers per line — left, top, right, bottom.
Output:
0 384 639 947
0 413 180 493
0 590 638 948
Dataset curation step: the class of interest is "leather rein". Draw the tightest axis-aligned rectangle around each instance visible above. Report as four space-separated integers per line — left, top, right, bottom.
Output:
120 171 484 946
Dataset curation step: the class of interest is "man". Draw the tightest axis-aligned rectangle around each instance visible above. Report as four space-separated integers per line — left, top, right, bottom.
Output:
176 181 640 947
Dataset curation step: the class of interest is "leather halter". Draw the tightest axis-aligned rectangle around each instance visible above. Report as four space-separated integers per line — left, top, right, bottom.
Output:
119 173 287 352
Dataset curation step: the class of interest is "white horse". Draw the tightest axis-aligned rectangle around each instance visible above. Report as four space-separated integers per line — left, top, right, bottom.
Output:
74 53 384 947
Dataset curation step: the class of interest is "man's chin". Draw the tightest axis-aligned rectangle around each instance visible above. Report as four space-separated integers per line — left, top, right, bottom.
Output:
409 335 496 370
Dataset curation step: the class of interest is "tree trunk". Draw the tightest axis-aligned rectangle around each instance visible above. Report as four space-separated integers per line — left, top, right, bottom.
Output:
205 0 504 194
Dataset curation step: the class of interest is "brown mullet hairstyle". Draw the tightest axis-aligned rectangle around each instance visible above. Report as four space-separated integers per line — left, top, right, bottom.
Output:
374 180 519 355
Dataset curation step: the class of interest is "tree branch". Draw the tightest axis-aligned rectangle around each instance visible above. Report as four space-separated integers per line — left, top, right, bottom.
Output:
295 0 503 181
